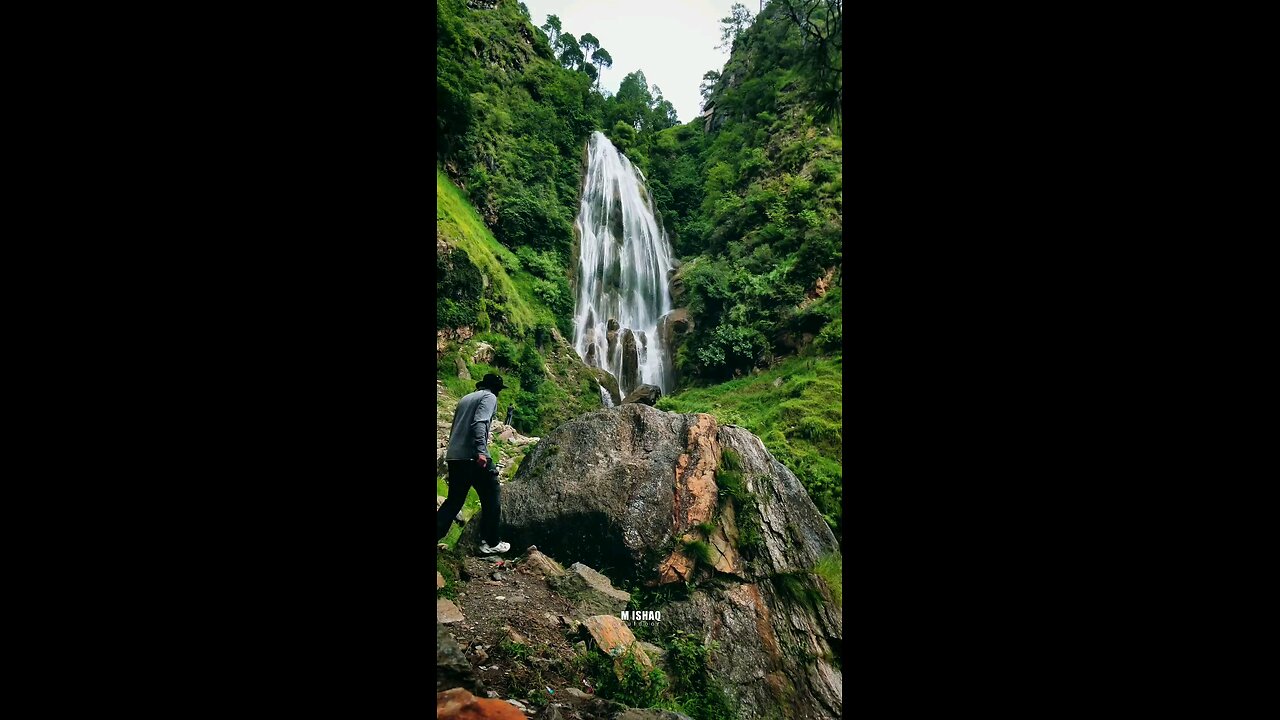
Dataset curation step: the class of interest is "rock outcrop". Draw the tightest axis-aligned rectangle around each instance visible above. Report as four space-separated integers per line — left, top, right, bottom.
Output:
458 403 842 719
621 384 662 406
620 329 639 393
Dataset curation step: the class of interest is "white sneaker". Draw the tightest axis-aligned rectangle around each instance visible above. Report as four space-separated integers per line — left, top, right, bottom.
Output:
479 541 511 554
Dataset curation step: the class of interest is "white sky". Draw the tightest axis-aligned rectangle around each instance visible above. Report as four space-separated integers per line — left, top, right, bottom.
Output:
520 0 747 125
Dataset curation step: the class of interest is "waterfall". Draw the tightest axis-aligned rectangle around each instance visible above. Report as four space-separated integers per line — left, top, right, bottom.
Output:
572 131 676 398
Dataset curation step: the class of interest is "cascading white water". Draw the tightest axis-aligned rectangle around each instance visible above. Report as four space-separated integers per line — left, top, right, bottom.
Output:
573 131 676 399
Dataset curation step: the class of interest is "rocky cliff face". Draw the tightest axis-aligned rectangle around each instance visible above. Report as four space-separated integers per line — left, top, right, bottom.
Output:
458 403 842 719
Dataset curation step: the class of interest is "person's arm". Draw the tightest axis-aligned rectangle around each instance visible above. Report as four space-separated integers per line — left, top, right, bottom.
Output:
472 392 497 465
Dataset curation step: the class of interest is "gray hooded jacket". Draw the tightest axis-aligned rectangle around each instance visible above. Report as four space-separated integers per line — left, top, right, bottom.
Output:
445 389 498 462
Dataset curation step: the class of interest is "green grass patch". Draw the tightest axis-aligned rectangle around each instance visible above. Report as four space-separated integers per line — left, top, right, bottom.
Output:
437 168 541 335
577 647 670 709
813 552 842 607
681 539 715 567
773 572 825 614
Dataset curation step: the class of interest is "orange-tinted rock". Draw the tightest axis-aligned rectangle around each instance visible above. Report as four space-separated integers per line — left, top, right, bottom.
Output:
658 414 721 583
581 615 652 670
436 688 526 720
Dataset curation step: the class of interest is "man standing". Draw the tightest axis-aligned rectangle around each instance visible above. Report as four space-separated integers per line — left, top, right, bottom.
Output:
438 373 511 554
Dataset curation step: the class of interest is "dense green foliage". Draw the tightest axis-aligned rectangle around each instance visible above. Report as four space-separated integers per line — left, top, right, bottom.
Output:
637 0 843 383
577 648 669 709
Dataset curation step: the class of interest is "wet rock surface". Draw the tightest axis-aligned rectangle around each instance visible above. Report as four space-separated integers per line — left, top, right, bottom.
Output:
621 384 662 406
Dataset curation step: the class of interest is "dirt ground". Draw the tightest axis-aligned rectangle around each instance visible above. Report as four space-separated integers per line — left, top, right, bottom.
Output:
444 549 600 711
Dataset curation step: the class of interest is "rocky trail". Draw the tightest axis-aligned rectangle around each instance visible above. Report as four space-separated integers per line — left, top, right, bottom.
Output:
438 545 678 719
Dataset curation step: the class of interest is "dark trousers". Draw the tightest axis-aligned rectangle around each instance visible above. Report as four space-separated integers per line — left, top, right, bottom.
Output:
437 459 501 546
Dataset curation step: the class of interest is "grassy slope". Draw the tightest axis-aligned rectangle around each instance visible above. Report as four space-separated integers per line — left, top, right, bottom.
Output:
657 352 842 536
438 166 545 335
437 168 604 437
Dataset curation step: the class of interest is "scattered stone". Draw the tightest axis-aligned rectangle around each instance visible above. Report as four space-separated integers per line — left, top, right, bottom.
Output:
495 596 506 601
437 599 464 624
436 688 523 720
437 624 485 694
485 690 499 699
437 572 445 590
547 563 631 616
773 377 784 387
505 626 527 645
473 647 488 663
454 356 470 380
472 342 495 364
437 495 447 510
524 548 566 578
581 615 651 669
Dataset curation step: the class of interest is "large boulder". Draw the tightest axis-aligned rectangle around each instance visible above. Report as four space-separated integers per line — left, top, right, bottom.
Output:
621 384 662 406
458 403 842 720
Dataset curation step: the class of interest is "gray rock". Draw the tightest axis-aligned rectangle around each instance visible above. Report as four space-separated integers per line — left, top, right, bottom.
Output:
621 384 662 406
525 547 567 577
620 330 639 393
637 641 666 667
437 598 465 624
472 341 495 364
437 622 485 694
547 563 631 617
455 356 471 380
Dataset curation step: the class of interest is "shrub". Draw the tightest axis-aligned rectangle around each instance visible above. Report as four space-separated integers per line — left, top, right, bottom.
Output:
515 341 545 390
578 648 668 709
515 247 565 280
491 336 519 369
